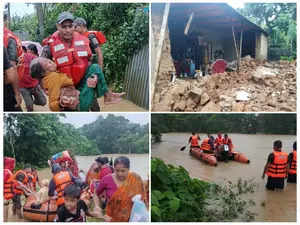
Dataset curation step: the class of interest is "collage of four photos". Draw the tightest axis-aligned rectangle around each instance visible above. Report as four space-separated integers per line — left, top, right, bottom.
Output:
2 1 297 223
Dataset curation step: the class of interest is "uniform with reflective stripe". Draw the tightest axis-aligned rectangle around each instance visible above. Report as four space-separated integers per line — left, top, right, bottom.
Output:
49 31 92 85
4 26 25 80
267 151 288 178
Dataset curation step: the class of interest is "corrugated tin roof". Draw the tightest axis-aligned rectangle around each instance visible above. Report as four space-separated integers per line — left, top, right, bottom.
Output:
168 3 268 36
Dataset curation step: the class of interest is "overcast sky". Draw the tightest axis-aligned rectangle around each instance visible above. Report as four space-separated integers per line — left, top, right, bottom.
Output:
59 113 149 128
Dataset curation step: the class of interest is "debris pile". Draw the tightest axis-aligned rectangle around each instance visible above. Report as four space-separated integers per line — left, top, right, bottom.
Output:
152 56 296 112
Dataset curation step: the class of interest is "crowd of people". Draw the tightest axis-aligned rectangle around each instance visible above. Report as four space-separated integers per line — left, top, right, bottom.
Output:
4 154 149 222
4 11 125 112
188 133 297 190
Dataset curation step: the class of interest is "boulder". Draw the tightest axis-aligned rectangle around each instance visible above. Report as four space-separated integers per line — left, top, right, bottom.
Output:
200 93 210 105
201 101 221 112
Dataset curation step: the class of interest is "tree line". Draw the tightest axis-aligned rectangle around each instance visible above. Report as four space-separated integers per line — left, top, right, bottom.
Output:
4 114 148 167
237 3 296 60
151 114 296 142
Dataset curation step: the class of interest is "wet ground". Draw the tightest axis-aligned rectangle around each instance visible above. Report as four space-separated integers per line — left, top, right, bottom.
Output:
152 133 296 222
6 154 149 222
21 96 146 112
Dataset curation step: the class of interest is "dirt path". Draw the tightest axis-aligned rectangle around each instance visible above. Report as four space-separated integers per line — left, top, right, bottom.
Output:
21 96 146 112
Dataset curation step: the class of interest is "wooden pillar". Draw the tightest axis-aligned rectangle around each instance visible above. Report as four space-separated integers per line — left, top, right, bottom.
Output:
231 25 239 72
151 3 170 104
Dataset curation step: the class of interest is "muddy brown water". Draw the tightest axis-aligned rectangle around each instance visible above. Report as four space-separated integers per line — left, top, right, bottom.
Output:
6 154 149 222
152 133 296 222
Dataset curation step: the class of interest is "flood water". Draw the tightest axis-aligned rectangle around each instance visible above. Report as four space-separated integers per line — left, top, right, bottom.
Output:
152 133 296 222
76 154 149 180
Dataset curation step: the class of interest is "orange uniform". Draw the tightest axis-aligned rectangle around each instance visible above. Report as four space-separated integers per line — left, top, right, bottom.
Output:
267 151 288 178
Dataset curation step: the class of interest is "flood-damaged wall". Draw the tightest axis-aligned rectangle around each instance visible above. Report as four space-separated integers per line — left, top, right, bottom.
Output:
255 32 268 61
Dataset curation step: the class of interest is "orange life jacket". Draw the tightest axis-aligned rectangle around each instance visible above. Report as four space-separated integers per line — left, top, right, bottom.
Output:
48 31 92 85
26 172 37 191
83 31 106 45
215 136 223 146
4 169 14 200
289 150 297 175
223 138 233 151
267 151 288 178
201 138 211 151
8 170 29 196
53 171 72 206
191 135 199 147
4 26 25 80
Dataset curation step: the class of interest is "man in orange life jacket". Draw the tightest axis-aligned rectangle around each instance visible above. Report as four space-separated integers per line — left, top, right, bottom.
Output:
287 141 297 183
189 132 201 149
73 17 105 70
4 12 23 111
42 12 124 111
48 164 84 209
214 133 224 150
7 164 32 219
262 140 288 190
201 134 213 153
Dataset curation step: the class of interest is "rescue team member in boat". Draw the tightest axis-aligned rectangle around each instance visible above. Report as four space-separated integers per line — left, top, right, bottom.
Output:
188 132 201 149
94 156 147 222
214 133 224 150
55 183 103 222
222 134 234 162
287 141 297 183
4 164 33 220
201 134 214 153
48 164 85 208
262 140 289 190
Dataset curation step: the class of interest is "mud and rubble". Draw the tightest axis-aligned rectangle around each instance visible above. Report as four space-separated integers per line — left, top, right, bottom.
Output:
152 55 296 112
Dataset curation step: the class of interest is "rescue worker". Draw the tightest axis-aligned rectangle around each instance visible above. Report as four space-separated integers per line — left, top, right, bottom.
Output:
73 17 106 70
287 141 297 183
42 12 124 111
262 140 289 190
7 165 32 219
222 134 234 162
214 133 224 160
4 12 23 111
200 135 213 153
4 168 14 222
48 164 84 208
214 133 224 150
188 132 201 149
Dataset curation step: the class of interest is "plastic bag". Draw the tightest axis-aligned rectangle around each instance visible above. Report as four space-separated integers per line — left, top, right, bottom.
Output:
129 194 149 222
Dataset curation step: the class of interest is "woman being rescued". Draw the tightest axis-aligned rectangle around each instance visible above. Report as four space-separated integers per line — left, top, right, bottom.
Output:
93 156 147 222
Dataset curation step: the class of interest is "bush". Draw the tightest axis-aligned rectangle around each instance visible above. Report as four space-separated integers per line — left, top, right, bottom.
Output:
151 158 257 222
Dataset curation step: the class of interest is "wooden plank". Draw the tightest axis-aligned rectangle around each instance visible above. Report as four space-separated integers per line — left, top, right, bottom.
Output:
151 3 170 104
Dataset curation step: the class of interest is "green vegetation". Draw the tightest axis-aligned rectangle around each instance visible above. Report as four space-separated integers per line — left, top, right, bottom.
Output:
151 114 296 142
4 114 148 168
9 3 149 91
237 3 296 60
151 158 257 222
79 114 149 154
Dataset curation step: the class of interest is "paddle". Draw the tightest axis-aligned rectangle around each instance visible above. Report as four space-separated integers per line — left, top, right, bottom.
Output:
180 143 190 151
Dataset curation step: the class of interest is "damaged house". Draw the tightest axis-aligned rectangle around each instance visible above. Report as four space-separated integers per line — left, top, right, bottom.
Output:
152 3 296 112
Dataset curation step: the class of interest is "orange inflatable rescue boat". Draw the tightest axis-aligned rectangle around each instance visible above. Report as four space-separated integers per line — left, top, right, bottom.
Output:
232 151 250 163
23 189 91 222
23 195 57 222
190 147 217 166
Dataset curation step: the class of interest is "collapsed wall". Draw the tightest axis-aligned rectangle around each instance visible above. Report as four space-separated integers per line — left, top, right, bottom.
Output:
152 55 296 112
